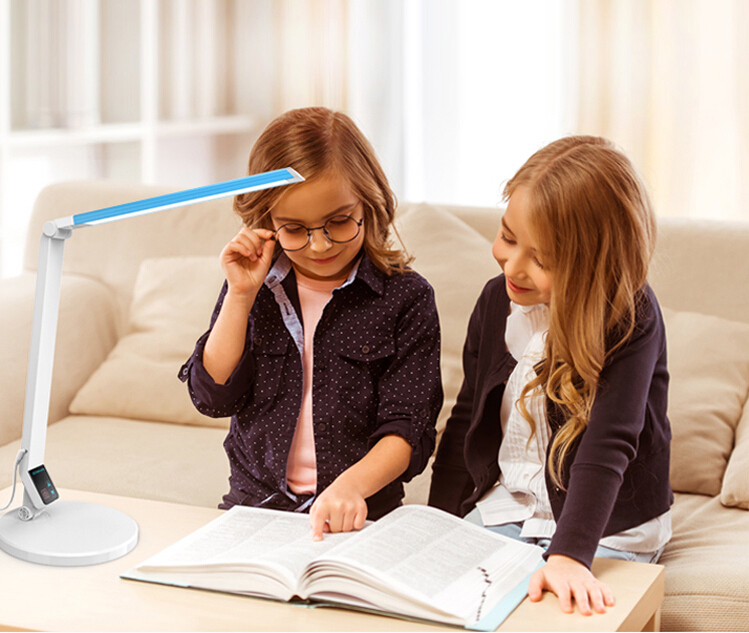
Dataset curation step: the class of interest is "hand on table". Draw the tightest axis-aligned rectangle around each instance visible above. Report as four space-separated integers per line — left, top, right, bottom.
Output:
528 554 615 615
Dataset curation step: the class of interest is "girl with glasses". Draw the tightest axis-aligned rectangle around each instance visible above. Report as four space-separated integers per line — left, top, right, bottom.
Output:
429 136 672 615
180 107 443 540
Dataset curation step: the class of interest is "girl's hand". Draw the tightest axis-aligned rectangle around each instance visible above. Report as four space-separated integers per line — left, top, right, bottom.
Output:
528 554 615 615
220 227 276 299
309 477 368 541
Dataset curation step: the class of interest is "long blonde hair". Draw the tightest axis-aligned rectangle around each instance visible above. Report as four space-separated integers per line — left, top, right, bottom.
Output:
505 136 656 488
234 107 411 274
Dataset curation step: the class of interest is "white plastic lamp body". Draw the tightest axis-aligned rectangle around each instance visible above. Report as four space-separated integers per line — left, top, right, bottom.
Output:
0 168 303 566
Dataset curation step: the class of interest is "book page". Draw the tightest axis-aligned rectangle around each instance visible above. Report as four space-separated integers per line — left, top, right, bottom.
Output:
135 506 355 590
302 505 544 626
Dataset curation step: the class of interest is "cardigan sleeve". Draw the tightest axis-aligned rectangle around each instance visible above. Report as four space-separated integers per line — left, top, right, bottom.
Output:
428 278 497 515
544 288 670 568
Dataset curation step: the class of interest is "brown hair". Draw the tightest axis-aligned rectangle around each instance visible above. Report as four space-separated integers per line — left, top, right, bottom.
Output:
234 107 411 274
504 136 656 488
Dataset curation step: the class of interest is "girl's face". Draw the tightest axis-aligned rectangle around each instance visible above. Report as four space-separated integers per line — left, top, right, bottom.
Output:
493 186 552 306
270 173 365 281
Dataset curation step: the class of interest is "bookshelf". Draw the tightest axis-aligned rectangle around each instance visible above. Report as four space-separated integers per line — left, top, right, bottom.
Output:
0 0 260 277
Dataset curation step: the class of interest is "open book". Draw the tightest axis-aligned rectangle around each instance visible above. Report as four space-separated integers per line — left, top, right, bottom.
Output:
122 504 545 630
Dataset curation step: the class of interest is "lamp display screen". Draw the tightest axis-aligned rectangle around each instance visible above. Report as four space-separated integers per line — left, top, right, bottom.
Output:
29 464 58 505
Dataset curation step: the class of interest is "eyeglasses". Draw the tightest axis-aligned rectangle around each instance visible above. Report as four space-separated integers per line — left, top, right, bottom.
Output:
273 215 364 252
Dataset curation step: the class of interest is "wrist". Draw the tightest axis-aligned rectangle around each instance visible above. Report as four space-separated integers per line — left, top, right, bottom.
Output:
224 285 257 311
331 468 370 499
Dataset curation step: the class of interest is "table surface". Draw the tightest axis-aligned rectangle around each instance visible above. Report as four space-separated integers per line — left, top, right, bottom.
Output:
0 487 664 632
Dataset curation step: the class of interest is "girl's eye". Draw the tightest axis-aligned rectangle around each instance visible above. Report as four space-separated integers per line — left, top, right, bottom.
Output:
283 224 306 235
500 233 515 245
533 257 546 270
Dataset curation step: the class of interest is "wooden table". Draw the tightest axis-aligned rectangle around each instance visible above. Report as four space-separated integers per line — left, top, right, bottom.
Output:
0 488 664 631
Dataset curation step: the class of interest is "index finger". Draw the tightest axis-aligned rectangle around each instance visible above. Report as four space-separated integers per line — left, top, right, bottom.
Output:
310 506 328 542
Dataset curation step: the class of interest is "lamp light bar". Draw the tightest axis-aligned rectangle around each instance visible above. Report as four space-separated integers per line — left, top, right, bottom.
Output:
50 168 304 232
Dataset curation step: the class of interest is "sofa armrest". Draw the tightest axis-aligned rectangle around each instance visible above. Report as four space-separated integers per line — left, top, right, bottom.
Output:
0 273 119 447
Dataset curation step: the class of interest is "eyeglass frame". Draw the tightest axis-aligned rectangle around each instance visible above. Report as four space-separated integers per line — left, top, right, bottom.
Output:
271 214 365 252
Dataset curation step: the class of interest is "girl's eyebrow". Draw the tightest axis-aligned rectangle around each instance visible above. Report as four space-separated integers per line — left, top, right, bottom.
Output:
274 201 359 224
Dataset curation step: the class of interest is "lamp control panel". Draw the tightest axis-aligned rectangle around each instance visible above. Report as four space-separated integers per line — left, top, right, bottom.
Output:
28 464 58 505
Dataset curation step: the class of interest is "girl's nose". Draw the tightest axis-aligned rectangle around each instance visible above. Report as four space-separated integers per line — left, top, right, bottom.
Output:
502 253 527 281
308 228 332 252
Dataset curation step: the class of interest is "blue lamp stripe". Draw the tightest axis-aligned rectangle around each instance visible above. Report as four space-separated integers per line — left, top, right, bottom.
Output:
72 168 302 227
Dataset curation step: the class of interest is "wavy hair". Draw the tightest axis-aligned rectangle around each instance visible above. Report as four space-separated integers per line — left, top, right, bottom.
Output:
233 107 411 274
505 136 657 488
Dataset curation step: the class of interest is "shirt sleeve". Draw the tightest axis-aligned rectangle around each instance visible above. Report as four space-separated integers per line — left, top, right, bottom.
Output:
178 281 257 418
545 289 668 568
367 276 443 482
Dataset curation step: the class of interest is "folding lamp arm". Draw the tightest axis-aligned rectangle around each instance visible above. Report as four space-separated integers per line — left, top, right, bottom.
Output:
16 168 304 516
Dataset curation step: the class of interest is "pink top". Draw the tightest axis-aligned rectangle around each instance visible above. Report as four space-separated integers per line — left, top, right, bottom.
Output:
286 272 346 494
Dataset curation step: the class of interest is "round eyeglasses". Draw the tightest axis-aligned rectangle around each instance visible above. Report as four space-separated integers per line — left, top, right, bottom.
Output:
273 215 364 252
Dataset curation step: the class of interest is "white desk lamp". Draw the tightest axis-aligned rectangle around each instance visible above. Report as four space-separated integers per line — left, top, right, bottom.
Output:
0 168 304 566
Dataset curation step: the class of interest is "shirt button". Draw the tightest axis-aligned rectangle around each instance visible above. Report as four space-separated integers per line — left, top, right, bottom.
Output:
318 423 328 432
361 345 371 354
253 336 263 346
181 367 189 376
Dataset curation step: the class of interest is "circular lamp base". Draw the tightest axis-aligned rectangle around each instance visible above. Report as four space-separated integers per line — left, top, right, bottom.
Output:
0 500 138 566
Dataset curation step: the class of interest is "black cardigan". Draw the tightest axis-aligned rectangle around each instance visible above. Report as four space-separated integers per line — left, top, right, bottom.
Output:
428 274 673 569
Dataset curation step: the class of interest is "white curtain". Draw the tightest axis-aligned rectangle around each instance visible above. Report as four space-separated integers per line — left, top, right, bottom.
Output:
284 0 749 221
271 0 573 208
574 0 749 221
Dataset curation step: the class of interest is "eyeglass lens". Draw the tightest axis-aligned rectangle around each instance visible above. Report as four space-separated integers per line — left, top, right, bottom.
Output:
275 215 362 251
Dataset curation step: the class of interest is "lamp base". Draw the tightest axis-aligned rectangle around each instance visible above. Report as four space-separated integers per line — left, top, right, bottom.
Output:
0 500 138 566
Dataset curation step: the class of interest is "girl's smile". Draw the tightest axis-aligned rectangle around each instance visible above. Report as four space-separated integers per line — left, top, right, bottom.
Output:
506 278 532 293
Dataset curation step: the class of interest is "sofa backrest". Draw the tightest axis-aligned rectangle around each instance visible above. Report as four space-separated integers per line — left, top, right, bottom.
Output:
401 202 749 326
25 181 749 328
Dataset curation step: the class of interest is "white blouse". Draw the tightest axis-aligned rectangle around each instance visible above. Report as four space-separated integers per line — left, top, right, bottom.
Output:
476 301 671 552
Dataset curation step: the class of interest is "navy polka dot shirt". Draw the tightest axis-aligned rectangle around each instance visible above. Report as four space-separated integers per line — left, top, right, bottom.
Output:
180 252 443 519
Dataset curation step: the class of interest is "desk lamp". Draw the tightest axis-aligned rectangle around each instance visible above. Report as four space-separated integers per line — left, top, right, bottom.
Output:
0 168 304 566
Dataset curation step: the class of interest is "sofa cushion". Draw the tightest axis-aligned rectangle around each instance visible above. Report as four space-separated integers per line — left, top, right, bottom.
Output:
663 307 749 496
70 257 230 428
10 415 231 507
396 203 499 434
659 493 749 631
721 398 749 509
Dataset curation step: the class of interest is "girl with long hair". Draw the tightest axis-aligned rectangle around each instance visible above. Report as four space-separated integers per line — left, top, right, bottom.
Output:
429 136 672 615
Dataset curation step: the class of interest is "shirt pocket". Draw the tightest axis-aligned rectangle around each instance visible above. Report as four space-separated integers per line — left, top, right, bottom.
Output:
331 335 397 418
250 334 292 404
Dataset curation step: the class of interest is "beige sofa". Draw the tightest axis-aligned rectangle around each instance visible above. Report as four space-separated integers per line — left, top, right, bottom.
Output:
1 180 749 631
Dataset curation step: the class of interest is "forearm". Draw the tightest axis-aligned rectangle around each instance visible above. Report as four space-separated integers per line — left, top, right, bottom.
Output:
335 434 413 499
203 290 255 385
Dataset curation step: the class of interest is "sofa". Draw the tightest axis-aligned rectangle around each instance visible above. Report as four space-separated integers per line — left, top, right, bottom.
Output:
1 180 748 631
